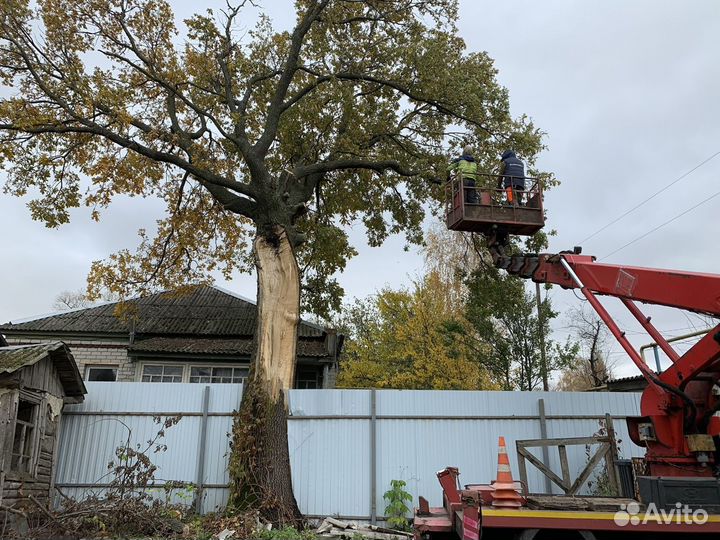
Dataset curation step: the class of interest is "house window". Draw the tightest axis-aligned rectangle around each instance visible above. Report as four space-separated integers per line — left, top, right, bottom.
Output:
189 366 248 384
296 366 321 389
138 363 249 383
141 364 183 383
85 365 118 382
11 399 38 474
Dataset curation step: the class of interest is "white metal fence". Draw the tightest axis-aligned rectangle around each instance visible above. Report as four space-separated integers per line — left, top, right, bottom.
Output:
55 383 643 519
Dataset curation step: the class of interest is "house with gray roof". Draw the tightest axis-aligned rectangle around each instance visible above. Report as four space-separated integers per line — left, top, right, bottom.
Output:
0 285 342 389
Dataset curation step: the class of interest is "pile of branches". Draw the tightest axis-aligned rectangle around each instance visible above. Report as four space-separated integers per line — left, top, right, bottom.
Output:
11 490 190 538
2 415 274 539
3 416 200 538
6 494 267 539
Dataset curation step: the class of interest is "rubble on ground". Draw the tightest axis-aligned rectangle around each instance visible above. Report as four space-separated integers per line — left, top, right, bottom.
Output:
315 517 413 540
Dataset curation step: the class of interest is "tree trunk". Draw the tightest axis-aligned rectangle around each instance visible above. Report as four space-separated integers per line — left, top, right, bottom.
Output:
227 227 304 526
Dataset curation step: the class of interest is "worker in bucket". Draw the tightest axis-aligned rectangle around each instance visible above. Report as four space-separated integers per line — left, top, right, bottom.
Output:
498 149 526 205
447 144 480 204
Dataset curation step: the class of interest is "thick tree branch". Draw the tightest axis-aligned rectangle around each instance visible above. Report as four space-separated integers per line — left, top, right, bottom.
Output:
301 68 500 138
1 10 261 218
167 92 206 140
0 121 257 212
254 0 329 156
280 74 334 113
99 47 247 152
294 158 418 178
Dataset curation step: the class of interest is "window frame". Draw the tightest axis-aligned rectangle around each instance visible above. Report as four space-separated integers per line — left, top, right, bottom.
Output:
84 364 119 382
138 361 250 384
188 365 249 384
139 363 185 383
296 366 322 389
9 392 42 478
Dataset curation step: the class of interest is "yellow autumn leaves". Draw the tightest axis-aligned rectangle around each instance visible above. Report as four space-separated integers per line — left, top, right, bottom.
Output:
336 269 498 390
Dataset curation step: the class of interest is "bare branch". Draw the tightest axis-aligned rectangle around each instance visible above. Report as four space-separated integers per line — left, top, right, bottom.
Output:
253 0 330 156
301 68 500 138
294 158 418 178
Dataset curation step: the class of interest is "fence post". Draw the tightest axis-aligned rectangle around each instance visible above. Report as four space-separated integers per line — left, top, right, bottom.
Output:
195 385 210 513
370 388 377 524
537 398 552 494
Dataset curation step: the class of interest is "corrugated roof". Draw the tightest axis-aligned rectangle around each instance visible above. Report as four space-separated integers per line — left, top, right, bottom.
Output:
0 285 326 338
608 374 646 384
0 342 86 399
127 336 330 357
0 342 61 373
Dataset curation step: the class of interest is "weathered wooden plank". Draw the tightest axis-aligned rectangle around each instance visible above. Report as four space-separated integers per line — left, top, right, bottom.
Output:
40 435 55 454
569 444 610 496
558 445 570 489
587 497 640 512
3 481 50 491
4 488 50 496
526 495 590 511
526 495 639 512
0 389 19 474
518 447 568 492
20 358 64 397
517 436 611 448
604 414 620 495
517 448 529 495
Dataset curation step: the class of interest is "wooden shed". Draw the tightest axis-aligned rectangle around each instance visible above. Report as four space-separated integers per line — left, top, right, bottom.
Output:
0 342 86 516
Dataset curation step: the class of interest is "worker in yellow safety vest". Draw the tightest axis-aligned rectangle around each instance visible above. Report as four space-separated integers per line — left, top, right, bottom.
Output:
447 144 480 204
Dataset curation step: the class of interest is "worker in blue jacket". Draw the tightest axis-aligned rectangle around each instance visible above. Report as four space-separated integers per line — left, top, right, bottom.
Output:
498 150 526 205
447 144 479 204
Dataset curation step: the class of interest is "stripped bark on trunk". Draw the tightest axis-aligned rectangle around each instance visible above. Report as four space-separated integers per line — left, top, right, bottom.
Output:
228 227 304 526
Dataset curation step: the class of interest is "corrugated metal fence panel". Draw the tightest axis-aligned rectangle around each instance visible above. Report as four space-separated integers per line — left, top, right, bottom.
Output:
289 389 371 417
288 390 371 518
289 418 371 518
375 417 545 512
64 382 218 413
57 383 242 513
198 384 243 513
373 391 543 512
56 385 643 518
374 390 545 417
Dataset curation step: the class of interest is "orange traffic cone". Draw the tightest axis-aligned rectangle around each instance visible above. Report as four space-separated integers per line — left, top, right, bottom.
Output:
491 436 525 508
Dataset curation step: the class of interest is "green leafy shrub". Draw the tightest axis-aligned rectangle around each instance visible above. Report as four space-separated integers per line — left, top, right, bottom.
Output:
383 479 413 530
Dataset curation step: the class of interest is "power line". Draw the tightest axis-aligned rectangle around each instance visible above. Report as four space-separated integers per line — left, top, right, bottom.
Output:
601 187 720 260
578 149 720 244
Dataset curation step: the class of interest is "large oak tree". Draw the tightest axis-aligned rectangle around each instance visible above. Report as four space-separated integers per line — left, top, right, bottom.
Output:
0 0 545 524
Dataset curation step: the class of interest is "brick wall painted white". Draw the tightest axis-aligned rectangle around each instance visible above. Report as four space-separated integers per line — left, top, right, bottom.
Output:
5 336 132 380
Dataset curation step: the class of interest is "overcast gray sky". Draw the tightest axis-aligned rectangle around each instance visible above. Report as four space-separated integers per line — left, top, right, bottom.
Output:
1 0 719 379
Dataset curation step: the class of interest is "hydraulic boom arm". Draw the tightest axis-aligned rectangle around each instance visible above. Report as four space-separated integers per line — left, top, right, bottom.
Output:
493 247 720 477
